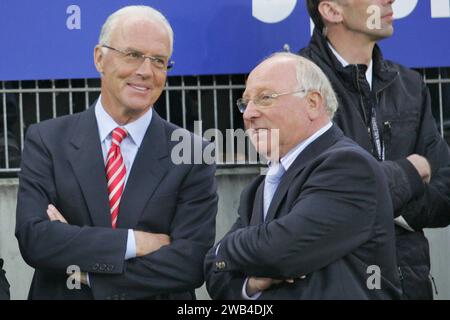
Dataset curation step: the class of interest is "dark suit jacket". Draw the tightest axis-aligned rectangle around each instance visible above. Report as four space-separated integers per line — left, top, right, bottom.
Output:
0 259 10 300
205 125 401 299
15 105 218 299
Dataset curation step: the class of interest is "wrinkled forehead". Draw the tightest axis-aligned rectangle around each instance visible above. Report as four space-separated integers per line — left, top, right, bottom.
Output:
110 17 171 52
245 58 298 93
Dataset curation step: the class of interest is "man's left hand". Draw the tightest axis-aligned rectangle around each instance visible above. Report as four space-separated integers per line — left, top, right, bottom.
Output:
47 204 68 224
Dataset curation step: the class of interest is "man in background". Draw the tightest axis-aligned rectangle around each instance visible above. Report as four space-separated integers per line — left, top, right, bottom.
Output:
300 0 450 299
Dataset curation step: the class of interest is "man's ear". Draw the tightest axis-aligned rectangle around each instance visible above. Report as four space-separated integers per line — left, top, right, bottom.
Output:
306 91 325 120
94 45 104 74
318 1 344 25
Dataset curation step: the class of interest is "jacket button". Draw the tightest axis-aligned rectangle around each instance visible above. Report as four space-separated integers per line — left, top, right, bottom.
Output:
216 261 226 270
93 263 99 271
300 275 307 280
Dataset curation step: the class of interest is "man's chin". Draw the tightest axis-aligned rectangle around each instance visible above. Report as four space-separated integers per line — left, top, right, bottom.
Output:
123 98 153 112
120 102 153 121
254 144 281 162
370 27 394 41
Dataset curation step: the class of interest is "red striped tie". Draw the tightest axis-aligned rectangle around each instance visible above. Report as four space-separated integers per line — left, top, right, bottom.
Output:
106 127 128 229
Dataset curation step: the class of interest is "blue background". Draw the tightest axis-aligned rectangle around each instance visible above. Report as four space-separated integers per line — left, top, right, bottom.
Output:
0 0 449 80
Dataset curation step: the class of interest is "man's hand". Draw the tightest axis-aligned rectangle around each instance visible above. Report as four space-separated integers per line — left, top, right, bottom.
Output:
72 271 89 286
134 231 171 257
407 154 431 184
47 204 68 223
246 277 294 297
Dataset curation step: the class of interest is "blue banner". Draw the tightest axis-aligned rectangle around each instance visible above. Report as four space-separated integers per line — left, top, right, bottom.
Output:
0 0 449 80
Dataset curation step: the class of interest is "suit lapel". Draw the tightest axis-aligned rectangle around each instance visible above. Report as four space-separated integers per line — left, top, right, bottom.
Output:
116 111 170 229
264 125 343 222
237 176 264 226
249 179 265 226
68 106 111 227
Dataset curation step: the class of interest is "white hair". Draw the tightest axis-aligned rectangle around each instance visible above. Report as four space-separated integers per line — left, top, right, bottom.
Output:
266 52 338 118
98 5 174 56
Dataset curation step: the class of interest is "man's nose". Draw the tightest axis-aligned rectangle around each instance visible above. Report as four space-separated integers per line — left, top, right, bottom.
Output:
242 101 260 121
135 58 154 78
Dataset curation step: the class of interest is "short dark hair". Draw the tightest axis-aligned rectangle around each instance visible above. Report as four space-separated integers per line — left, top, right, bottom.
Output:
306 0 325 32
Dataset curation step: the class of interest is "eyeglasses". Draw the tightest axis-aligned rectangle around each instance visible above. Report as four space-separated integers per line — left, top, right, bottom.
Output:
101 45 174 71
236 89 306 113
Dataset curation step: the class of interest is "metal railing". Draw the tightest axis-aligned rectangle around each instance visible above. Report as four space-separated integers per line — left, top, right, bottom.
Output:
1 68 450 174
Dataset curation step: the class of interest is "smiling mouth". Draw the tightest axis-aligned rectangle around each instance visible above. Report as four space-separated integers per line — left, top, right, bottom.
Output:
253 128 268 132
128 83 150 92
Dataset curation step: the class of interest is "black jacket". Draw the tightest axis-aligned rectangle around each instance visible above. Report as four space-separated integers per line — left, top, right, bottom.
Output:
299 29 450 299
0 259 10 300
205 126 401 300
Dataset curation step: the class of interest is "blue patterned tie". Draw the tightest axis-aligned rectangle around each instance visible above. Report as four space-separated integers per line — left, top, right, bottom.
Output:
263 163 286 221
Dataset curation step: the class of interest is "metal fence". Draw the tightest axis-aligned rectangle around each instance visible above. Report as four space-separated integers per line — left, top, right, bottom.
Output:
1 68 450 174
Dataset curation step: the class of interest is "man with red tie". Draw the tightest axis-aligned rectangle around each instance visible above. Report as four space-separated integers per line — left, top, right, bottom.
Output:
15 5 217 300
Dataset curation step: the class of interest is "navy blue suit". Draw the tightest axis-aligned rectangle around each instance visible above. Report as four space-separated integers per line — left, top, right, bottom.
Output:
205 125 401 299
16 106 218 299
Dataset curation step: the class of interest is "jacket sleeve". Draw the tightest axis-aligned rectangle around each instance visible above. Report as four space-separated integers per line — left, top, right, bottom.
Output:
209 152 379 279
89 161 218 299
15 124 129 275
204 217 249 300
399 82 450 229
379 158 424 214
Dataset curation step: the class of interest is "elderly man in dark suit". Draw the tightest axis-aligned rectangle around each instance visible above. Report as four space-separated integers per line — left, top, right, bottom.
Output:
205 53 401 299
15 5 217 300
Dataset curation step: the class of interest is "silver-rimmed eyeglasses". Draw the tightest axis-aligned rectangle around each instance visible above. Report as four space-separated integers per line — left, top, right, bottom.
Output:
236 89 306 113
101 45 174 71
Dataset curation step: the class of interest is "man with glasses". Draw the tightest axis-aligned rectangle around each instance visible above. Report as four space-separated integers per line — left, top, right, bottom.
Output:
299 0 450 299
204 53 401 299
15 5 217 300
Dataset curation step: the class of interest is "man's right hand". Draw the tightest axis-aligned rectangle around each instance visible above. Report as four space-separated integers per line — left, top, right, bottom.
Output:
407 154 431 184
246 277 294 297
133 231 171 257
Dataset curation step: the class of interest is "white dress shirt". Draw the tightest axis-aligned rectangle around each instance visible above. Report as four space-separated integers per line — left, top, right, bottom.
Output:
94 97 153 260
327 42 373 89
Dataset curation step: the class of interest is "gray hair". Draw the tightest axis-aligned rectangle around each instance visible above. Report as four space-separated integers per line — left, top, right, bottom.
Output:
266 52 338 118
98 5 174 56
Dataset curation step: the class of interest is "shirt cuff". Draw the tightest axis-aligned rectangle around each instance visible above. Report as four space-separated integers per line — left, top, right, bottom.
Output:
124 229 137 260
86 272 91 287
394 216 415 232
242 277 262 300
215 243 221 256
